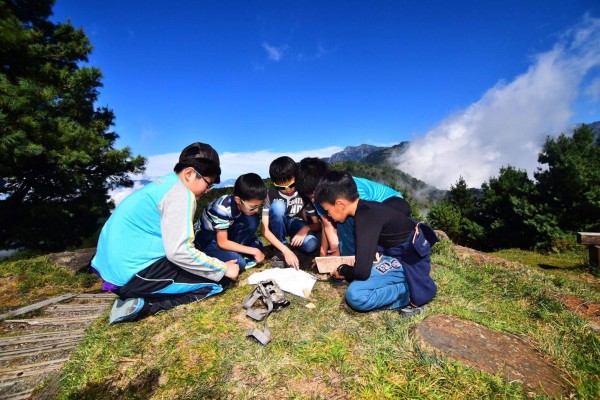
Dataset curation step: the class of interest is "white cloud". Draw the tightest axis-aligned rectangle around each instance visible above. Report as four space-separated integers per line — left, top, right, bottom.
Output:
262 42 288 61
585 77 600 101
108 181 146 207
393 16 600 190
110 146 343 205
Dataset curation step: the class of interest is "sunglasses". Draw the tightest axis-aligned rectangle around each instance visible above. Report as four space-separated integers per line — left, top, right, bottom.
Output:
273 180 296 191
193 168 214 191
240 199 263 211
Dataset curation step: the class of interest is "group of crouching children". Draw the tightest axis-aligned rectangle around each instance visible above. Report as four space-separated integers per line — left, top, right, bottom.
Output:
92 143 437 324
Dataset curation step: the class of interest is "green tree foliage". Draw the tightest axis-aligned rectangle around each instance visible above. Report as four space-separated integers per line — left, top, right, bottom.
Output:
427 177 484 247
426 200 462 239
447 176 477 219
479 166 542 250
0 0 145 251
535 124 600 233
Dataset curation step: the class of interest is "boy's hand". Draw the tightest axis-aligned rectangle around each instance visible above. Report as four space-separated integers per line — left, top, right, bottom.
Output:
224 260 240 280
330 267 344 280
331 264 353 281
290 226 310 247
327 246 340 257
283 248 300 269
253 248 265 264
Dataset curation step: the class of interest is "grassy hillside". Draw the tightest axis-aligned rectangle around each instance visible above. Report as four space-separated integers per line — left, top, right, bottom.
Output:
1 243 598 399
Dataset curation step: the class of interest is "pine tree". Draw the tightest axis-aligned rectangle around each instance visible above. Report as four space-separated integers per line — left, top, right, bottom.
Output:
535 124 600 233
0 0 145 251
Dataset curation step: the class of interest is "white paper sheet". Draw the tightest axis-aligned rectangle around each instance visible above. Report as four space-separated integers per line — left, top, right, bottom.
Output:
247 268 317 298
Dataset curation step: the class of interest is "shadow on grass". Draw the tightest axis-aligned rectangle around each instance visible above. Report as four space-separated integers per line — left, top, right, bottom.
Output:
67 368 160 400
538 264 562 270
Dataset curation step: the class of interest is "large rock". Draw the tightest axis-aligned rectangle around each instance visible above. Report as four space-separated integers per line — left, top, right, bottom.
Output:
46 248 96 273
413 314 572 398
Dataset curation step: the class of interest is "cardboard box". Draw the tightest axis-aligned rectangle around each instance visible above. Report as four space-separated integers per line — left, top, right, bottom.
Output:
314 256 355 274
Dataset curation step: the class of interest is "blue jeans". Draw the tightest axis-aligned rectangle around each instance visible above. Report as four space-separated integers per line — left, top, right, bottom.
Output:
269 199 320 254
195 214 263 272
345 256 410 312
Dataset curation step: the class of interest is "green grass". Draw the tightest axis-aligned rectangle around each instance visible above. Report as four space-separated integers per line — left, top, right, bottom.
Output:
3 244 599 399
492 247 588 270
0 255 101 313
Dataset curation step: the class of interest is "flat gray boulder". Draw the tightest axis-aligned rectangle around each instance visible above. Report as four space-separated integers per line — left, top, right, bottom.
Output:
46 248 96 273
413 314 572 398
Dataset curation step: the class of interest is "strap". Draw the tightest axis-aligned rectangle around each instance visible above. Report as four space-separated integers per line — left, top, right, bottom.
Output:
242 287 275 346
246 325 271 345
242 289 274 321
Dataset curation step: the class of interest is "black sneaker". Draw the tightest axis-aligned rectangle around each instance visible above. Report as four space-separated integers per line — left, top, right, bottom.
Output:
399 305 426 318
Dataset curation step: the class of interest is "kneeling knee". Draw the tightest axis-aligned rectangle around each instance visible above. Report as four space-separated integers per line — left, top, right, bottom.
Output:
345 290 369 312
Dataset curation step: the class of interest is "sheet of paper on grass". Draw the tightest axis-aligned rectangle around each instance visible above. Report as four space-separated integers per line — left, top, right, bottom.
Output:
314 256 355 273
248 268 317 298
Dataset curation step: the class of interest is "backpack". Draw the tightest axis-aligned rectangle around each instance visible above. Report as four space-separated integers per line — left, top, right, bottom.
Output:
383 222 439 306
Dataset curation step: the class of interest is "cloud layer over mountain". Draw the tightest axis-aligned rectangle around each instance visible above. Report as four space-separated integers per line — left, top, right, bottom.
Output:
393 16 600 189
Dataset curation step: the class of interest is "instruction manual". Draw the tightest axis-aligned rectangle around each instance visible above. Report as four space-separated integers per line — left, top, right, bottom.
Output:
248 268 317 298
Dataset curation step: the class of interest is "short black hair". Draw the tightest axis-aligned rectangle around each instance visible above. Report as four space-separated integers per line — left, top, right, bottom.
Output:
234 173 267 201
314 171 359 205
296 157 329 196
269 156 297 183
174 142 221 183
174 158 221 184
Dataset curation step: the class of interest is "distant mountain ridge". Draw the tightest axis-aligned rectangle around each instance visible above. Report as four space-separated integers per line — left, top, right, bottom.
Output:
322 144 387 163
363 141 410 165
321 142 445 204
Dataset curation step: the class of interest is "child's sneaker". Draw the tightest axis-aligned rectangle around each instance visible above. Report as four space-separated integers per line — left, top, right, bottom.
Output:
245 260 257 269
399 305 426 318
109 297 145 324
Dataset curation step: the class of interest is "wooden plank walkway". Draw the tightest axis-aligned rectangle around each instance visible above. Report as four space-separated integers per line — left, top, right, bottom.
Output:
0 293 115 400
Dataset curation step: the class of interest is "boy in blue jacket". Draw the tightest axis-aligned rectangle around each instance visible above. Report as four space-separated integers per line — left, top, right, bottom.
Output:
92 142 239 324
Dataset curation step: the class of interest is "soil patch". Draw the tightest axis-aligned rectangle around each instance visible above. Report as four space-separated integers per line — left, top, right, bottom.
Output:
452 245 524 269
558 294 600 332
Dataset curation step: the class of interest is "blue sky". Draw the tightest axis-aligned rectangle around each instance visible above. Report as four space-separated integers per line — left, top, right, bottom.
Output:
51 1 600 193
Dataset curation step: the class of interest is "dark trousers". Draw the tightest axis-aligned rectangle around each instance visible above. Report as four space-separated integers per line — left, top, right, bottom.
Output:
114 257 231 317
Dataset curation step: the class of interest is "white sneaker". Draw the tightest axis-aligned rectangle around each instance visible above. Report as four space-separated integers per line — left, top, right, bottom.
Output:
109 297 144 324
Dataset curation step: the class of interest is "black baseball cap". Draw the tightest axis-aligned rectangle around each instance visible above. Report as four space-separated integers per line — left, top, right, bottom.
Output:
178 142 221 184
179 142 220 165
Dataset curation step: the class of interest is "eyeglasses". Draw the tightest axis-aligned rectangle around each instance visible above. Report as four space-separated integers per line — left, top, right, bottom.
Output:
240 199 263 211
193 169 214 191
273 180 296 191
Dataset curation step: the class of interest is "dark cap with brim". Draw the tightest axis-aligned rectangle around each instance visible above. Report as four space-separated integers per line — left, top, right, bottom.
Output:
178 142 221 184
179 142 220 166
